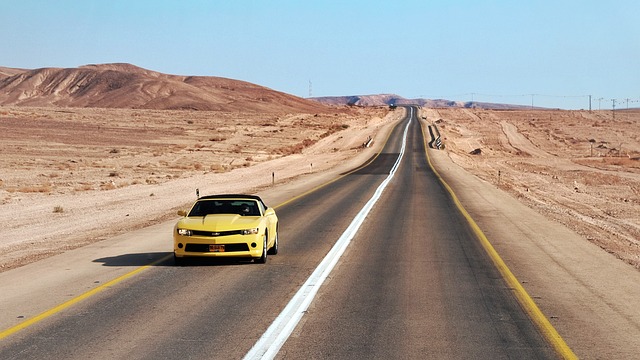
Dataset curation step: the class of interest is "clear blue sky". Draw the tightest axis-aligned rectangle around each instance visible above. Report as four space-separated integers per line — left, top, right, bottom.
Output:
1 0 638 109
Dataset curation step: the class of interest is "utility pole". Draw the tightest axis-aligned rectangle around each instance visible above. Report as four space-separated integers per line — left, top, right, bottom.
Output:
597 97 603 110
612 99 616 120
530 94 535 109
589 95 592 112
308 80 312 98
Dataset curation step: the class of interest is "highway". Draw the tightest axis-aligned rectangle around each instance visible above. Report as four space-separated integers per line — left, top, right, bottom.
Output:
0 107 557 359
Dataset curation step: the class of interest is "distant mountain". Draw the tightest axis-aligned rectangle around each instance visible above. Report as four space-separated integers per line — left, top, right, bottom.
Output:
310 94 538 109
0 63 330 113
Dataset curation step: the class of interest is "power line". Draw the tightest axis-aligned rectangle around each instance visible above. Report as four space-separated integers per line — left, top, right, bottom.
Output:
416 92 640 109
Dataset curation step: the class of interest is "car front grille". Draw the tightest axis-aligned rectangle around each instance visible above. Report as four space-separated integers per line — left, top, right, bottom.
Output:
191 230 243 237
185 243 250 252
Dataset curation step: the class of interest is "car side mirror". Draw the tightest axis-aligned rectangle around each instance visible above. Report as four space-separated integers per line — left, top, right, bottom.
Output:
264 208 275 216
177 210 187 217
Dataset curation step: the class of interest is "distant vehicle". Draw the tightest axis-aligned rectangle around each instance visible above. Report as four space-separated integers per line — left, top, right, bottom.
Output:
173 194 278 265
389 103 397 110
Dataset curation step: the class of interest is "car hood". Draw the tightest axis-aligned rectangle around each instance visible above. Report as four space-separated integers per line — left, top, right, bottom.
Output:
177 214 261 231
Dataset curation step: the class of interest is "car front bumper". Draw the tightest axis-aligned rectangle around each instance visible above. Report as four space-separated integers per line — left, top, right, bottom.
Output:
173 233 264 259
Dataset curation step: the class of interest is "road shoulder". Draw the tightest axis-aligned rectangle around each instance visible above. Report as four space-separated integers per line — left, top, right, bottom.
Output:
426 134 640 358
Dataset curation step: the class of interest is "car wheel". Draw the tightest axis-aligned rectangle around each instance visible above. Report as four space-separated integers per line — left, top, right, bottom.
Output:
255 233 268 264
267 230 278 255
174 253 185 266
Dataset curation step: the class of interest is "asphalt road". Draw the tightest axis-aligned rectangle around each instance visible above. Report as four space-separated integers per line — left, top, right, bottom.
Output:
0 107 557 359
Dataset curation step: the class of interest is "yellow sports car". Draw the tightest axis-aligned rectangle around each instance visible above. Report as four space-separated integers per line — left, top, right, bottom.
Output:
173 194 278 265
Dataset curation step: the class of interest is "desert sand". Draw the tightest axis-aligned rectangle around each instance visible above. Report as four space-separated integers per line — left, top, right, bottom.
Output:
0 105 638 274
0 105 395 270
424 107 640 269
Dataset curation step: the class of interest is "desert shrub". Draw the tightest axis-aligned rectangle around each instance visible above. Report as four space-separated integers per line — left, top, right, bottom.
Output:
101 182 116 190
210 164 226 172
74 184 94 191
17 185 52 193
171 163 192 170
302 138 316 147
275 144 299 155
275 141 309 155
53 205 64 213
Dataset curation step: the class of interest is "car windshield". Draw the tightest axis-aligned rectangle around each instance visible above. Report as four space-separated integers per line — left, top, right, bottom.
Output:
188 199 260 217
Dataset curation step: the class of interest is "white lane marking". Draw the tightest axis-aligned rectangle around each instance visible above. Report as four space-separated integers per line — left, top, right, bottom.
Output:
244 109 414 360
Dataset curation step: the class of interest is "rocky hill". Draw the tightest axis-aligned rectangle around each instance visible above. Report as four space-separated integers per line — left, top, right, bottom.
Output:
310 94 538 109
0 63 331 113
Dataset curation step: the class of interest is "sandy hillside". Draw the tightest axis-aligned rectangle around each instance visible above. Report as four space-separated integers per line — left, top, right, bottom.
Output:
423 107 640 269
0 64 331 113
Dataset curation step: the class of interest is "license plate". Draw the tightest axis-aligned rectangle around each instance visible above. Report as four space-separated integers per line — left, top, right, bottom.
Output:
209 244 225 252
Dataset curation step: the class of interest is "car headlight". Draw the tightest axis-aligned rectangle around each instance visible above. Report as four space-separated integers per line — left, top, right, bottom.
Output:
241 228 259 235
177 228 193 236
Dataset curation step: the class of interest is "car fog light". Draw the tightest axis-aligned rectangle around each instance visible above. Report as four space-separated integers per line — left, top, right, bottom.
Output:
251 242 257 248
178 243 183 249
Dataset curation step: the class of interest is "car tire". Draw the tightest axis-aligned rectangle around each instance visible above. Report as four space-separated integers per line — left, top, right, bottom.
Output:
174 253 185 266
267 231 278 255
255 233 268 264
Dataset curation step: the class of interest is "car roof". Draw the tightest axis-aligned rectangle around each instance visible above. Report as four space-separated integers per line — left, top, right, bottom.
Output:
197 194 263 201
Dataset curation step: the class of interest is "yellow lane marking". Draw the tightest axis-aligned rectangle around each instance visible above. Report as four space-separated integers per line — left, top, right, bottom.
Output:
0 256 170 341
0 110 408 341
419 119 577 360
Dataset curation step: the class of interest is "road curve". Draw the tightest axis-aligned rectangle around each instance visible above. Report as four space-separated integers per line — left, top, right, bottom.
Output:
0 107 557 359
